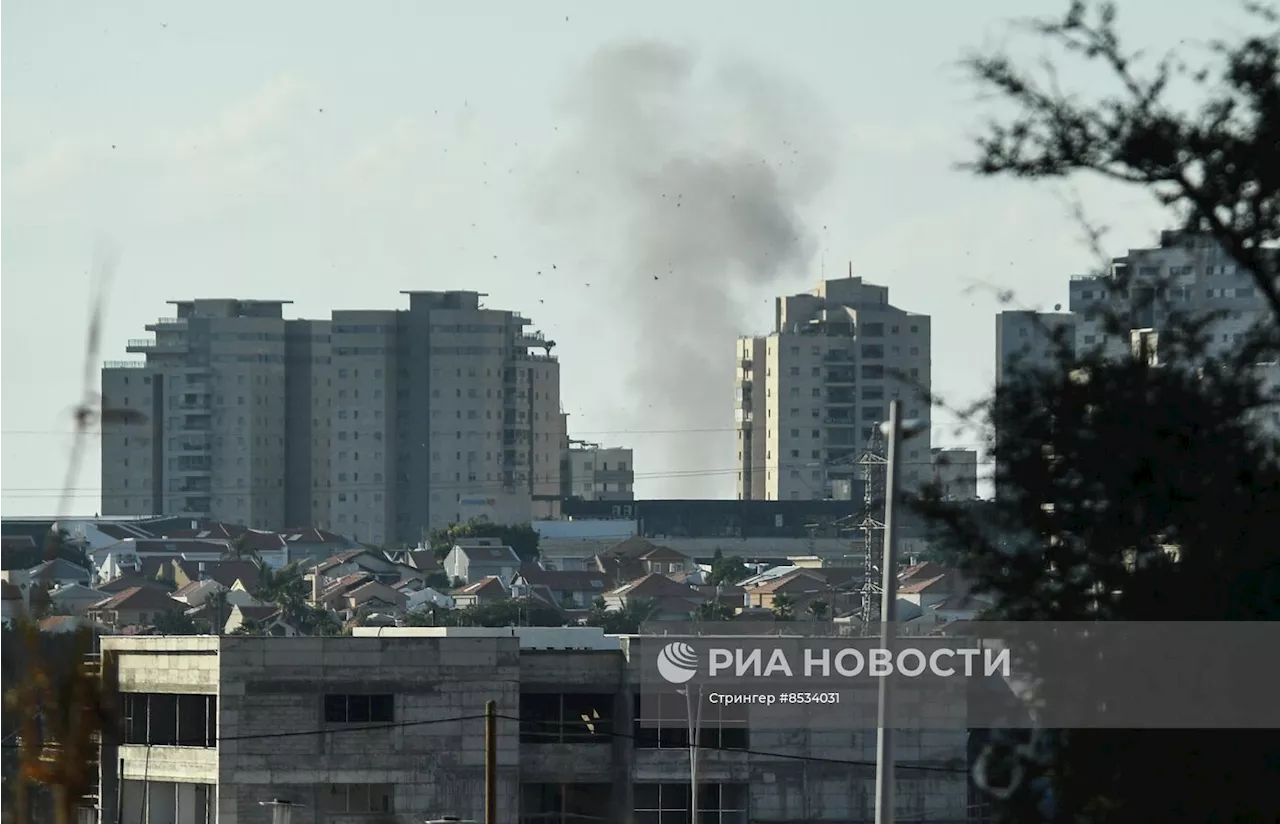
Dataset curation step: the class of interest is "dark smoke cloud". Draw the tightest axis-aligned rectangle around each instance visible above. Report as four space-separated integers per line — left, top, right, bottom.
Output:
537 41 835 497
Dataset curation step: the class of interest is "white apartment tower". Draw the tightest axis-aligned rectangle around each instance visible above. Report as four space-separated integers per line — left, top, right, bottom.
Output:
101 300 292 529
736 276 932 501
101 292 566 545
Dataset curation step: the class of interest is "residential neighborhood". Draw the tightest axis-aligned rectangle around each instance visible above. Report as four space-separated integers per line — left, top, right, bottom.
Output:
0 516 987 638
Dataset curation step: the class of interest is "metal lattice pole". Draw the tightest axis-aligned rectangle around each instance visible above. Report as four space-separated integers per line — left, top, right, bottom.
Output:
857 426 888 631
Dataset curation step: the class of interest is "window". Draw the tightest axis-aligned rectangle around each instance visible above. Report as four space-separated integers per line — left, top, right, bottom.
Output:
520 693 614 743
861 364 885 380
324 693 394 724
633 693 747 750
320 784 394 814
634 783 748 824
121 693 217 747
521 784 613 824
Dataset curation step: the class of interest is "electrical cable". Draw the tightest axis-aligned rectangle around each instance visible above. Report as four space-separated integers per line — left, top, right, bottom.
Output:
2 709 971 774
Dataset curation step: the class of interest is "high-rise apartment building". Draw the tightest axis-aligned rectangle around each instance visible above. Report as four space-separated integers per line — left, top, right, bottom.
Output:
735 276 932 501
1068 229 1271 358
995 310 1077 386
931 448 978 501
101 292 566 545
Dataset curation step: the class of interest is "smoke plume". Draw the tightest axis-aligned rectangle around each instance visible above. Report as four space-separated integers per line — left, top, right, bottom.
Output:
537 42 835 497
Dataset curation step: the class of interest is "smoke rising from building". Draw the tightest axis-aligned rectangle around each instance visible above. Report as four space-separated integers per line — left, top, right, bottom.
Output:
538 42 835 497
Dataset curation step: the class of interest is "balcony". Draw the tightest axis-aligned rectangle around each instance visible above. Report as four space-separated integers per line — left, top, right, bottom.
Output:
126 337 188 354
826 370 857 385
517 330 549 348
824 350 855 364
103 360 147 369
174 436 212 453
144 317 188 331
823 417 855 426
595 469 633 485
740 358 753 370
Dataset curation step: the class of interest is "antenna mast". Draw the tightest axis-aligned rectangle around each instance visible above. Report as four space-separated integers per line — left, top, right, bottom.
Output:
857 425 888 631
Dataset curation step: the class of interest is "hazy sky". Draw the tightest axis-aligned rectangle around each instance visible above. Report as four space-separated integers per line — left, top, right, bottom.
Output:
1 0 1238 516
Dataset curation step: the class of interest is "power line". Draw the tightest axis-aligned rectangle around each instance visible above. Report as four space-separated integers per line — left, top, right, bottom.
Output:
1 709 970 774
0 461 999 498
1 427 987 444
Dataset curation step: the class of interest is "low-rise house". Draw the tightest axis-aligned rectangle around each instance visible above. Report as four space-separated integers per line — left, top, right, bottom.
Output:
742 565 864 618
24 558 93 589
38 614 108 636
170 579 226 608
167 559 262 592
334 581 408 620
87 586 183 631
452 576 508 607
1 579 22 624
91 539 227 585
386 548 443 575
96 573 176 596
601 573 706 619
508 567 613 610
444 540 522 585
311 550 404 587
403 585 454 612
590 537 693 583
48 582 110 616
225 604 301 636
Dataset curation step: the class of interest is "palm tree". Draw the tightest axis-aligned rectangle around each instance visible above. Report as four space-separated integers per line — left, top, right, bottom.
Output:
771 594 797 622
222 534 260 564
695 601 735 621
806 599 830 622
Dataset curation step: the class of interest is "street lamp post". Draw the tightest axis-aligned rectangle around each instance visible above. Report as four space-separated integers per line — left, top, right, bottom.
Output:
874 399 905 824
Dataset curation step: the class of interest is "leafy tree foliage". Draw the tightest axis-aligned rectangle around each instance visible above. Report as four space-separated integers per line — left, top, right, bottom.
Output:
694 601 736 621
770 594 797 622
427 519 541 562
918 3 1280 821
707 549 751 586
151 610 202 636
407 598 564 628
585 596 658 633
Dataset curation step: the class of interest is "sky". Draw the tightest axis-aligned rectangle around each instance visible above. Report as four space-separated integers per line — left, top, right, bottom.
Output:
0 0 1243 516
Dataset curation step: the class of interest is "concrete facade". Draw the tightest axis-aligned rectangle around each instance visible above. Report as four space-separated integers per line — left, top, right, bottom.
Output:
101 292 566 544
1068 230 1272 362
99 628 969 824
930 449 978 501
737 276 932 503
994 310 1076 387
563 444 635 502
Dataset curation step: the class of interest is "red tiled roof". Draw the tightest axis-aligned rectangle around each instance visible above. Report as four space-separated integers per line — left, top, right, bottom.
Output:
609 573 703 599
455 576 506 596
515 566 613 591
90 586 181 612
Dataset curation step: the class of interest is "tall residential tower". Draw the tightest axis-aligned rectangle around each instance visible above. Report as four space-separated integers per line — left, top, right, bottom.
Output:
735 276 932 501
101 292 565 545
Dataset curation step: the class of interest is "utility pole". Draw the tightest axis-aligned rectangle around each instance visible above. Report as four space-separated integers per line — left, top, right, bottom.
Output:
683 685 704 824
874 400 903 824
485 700 497 824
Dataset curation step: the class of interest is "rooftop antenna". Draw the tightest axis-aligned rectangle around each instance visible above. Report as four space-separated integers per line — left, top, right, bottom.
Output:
848 261 853 278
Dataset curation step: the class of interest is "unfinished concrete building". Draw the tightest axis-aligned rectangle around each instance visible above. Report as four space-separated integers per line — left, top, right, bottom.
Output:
98 628 970 824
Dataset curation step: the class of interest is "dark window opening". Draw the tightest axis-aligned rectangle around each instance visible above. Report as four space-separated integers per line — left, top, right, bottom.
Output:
633 693 748 751
520 693 615 743
324 693 394 724
520 783 613 824
120 692 216 747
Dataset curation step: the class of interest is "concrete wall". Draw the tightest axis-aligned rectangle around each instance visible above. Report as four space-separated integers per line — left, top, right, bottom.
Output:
215 635 520 824
102 632 971 824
